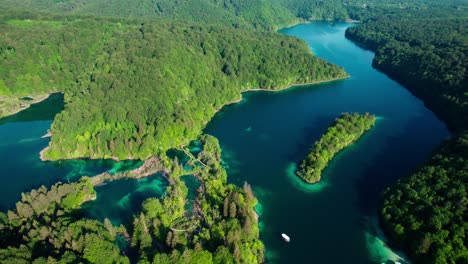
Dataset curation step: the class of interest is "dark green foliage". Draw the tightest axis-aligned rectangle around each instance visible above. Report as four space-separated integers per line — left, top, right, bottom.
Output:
381 134 468 263
0 178 128 263
277 0 349 21
296 112 375 183
0 15 347 160
344 8 468 264
346 19 467 131
131 135 264 263
345 0 468 21
0 0 300 31
0 135 264 263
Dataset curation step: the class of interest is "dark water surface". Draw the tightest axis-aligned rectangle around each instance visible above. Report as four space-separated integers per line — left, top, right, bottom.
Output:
0 21 451 263
0 93 142 210
204 22 450 263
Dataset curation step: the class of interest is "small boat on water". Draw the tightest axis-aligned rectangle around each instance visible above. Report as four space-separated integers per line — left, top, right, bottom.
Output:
281 233 290 242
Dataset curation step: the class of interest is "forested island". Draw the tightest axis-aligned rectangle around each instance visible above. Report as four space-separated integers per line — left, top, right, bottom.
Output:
296 113 375 183
0 135 264 263
0 0 467 263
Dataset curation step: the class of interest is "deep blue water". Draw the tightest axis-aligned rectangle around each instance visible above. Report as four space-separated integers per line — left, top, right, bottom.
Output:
0 21 451 264
204 22 450 263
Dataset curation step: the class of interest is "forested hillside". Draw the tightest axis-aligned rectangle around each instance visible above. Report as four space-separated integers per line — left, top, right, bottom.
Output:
0 0 299 30
381 134 468 263
345 12 468 264
1 1 467 263
0 0 348 31
1 136 265 263
346 0 467 21
0 14 347 160
346 19 467 131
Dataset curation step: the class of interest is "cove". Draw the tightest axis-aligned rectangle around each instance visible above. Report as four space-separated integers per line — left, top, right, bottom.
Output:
204 21 450 263
0 93 142 210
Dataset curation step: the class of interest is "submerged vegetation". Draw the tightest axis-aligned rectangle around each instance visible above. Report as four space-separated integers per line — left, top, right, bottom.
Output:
296 113 375 183
0 135 264 263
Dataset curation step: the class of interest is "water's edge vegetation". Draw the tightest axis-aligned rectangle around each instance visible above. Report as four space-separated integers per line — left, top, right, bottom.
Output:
296 112 376 183
0 135 265 263
0 0 466 263
345 16 467 263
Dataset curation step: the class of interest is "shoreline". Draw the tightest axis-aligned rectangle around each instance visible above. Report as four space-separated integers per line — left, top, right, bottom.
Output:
41 131 52 138
1 93 52 119
39 76 349 162
39 146 49 161
215 75 349 113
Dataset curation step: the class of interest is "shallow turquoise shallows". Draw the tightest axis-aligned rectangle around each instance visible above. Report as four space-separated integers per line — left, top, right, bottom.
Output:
0 93 142 210
0 21 451 263
204 22 450 263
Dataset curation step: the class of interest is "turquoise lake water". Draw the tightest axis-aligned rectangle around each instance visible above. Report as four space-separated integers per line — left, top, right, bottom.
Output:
0 93 142 210
0 21 451 263
204 22 450 263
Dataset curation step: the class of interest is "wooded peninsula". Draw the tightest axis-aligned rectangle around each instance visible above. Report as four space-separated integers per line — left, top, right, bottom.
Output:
0 135 264 263
0 0 466 263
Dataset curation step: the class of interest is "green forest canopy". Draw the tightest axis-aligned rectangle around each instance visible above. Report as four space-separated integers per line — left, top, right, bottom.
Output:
0 1 467 263
345 10 468 264
0 135 265 263
296 112 375 183
0 14 347 160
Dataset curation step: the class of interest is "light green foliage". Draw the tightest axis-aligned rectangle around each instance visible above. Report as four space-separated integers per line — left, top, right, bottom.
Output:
131 135 264 263
17 17 343 161
277 0 349 21
0 179 127 263
0 0 349 31
296 112 375 183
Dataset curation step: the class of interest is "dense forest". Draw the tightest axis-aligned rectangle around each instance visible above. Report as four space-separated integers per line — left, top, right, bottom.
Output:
346 19 467 131
345 9 468 264
381 134 468 263
0 0 354 31
296 113 375 183
0 135 264 263
0 0 467 263
346 0 467 21
0 14 347 161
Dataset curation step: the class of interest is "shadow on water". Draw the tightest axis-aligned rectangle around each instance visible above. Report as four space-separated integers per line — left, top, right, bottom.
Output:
354 113 450 216
0 93 64 125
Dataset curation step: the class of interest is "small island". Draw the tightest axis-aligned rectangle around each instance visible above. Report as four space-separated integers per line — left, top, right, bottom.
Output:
296 112 376 183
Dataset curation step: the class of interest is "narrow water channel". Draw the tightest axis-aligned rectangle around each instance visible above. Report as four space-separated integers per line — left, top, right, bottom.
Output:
204 21 450 263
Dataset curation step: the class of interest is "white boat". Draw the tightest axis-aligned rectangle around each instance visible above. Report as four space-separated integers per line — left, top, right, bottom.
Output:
281 233 290 242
